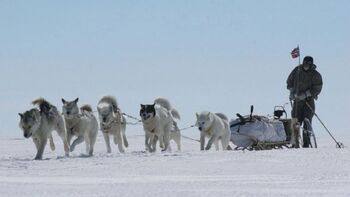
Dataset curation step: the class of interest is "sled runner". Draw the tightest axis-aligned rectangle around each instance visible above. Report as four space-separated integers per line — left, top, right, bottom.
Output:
230 105 317 150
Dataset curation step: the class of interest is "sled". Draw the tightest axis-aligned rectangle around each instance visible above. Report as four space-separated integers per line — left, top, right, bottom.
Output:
230 105 317 150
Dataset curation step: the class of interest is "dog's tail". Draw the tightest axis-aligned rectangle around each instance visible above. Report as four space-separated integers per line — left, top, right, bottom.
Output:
80 105 95 118
215 113 230 131
99 96 119 113
80 104 93 113
171 108 181 120
215 113 228 122
154 97 172 111
155 98 180 121
32 98 54 114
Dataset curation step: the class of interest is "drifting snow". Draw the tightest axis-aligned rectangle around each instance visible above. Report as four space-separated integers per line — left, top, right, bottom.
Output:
0 132 349 197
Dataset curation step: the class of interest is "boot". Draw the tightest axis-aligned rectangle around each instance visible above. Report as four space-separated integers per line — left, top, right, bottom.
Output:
302 130 310 148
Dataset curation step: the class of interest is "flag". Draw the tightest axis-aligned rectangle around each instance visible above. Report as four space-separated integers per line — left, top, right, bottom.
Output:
291 47 300 58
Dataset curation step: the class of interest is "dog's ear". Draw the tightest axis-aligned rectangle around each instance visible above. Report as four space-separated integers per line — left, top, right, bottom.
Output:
18 113 24 119
140 104 144 108
61 98 66 104
206 112 210 119
196 113 199 119
74 98 79 103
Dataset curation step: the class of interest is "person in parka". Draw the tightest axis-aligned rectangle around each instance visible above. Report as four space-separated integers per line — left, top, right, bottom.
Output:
287 56 323 148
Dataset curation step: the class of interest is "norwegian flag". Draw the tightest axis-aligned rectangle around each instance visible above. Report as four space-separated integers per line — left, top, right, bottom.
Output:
291 47 300 58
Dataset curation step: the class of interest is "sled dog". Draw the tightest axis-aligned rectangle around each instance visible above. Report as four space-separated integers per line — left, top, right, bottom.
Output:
97 96 128 153
140 98 181 152
196 111 230 151
18 98 69 160
62 98 98 156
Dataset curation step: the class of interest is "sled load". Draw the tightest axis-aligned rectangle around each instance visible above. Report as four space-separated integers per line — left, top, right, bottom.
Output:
230 105 317 150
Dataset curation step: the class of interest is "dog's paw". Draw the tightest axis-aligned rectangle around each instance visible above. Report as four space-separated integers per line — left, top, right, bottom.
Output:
145 146 152 152
205 146 211 150
149 148 156 153
34 156 42 160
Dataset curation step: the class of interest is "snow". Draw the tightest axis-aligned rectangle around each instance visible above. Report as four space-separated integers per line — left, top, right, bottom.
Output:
1 132 349 197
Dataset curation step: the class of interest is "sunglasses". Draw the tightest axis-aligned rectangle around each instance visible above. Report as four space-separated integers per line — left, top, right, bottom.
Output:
304 61 313 65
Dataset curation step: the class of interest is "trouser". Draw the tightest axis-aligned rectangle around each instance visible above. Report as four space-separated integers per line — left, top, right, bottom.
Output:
291 98 315 148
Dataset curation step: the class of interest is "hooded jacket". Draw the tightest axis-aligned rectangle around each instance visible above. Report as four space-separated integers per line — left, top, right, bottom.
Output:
287 64 323 99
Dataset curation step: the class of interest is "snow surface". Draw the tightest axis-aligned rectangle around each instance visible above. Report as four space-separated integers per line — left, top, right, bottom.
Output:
1 132 349 197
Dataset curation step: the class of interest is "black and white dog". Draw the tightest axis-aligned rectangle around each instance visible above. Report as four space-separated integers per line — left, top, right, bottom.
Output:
140 98 181 152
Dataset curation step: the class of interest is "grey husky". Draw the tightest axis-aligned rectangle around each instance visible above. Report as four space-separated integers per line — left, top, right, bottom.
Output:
62 98 98 156
140 98 181 152
97 96 128 153
18 98 69 160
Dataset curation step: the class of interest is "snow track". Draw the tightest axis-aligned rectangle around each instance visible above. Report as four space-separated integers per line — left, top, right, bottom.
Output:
0 134 349 197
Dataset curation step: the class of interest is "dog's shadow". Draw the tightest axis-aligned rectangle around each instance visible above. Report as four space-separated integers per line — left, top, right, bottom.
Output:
77 154 93 158
7 151 184 162
56 154 92 160
7 157 52 162
129 150 184 157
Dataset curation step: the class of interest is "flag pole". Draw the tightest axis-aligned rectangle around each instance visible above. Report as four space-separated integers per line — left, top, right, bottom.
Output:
291 44 301 147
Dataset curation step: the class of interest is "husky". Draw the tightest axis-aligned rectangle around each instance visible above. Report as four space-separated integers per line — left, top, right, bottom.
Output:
149 109 182 152
18 98 69 160
140 98 181 152
62 98 98 156
196 111 230 151
97 96 128 153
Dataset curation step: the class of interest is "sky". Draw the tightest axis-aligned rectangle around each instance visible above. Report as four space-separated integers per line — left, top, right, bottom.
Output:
0 0 349 139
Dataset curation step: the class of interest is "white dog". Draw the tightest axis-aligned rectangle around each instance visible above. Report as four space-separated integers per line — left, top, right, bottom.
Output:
97 96 128 153
150 110 182 152
196 111 230 151
18 98 70 160
140 98 180 152
62 98 98 156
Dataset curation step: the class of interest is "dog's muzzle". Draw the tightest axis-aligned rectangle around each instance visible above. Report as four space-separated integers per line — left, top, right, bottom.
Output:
141 113 150 120
24 132 32 138
198 127 202 131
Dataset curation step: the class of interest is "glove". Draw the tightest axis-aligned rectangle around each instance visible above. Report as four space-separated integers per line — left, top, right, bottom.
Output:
305 90 312 98
295 90 312 101
295 92 307 100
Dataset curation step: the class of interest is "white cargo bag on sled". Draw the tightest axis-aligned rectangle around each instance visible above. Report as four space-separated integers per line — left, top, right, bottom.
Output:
230 115 286 148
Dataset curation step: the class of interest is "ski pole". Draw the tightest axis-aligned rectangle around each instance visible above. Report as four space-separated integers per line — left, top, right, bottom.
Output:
305 101 344 148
